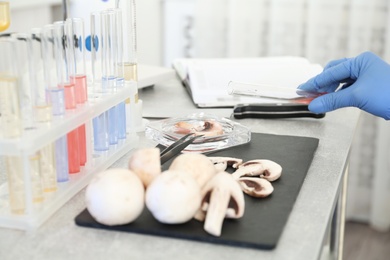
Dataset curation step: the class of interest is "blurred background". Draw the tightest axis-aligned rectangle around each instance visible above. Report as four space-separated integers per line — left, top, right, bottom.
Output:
4 0 390 258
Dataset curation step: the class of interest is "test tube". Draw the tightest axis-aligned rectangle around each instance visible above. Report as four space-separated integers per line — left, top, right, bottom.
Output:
0 38 22 138
102 10 119 145
65 18 88 166
91 11 109 151
116 0 138 82
53 21 80 174
11 33 36 130
114 8 126 140
31 28 57 192
41 24 69 181
116 0 140 132
31 28 52 122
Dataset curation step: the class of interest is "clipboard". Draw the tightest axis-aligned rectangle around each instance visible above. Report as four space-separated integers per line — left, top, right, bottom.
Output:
172 57 323 108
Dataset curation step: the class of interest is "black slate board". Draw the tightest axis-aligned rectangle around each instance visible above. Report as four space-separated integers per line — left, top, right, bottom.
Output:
75 132 319 250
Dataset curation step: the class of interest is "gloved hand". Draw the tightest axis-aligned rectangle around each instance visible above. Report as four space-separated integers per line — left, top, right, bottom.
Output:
297 51 390 120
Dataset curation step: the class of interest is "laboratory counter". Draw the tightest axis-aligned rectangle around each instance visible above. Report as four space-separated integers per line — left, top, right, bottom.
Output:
0 78 360 260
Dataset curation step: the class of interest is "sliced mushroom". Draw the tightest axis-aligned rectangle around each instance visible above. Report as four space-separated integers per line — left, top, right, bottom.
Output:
199 171 245 237
174 120 224 137
231 163 265 180
237 177 274 198
238 159 282 182
169 153 217 187
128 148 161 187
208 157 243 172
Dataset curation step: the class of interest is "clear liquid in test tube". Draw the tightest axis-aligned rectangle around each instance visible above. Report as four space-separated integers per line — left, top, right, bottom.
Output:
41 24 69 181
53 21 80 174
65 18 88 166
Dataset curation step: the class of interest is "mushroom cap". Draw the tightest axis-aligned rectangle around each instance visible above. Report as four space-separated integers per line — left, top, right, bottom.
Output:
85 168 145 226
169 153 217 187
145 170 201 224
128 147 161 187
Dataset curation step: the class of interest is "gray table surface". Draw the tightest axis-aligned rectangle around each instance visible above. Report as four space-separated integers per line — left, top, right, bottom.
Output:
0 79 360 260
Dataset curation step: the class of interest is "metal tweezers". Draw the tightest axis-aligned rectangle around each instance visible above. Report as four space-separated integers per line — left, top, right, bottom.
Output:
160 134 202 164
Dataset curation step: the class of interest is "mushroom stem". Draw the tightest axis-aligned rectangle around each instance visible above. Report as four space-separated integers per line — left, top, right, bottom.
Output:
204 188 230 237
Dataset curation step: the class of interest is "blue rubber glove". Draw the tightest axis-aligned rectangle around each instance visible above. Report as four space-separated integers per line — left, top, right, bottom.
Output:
297 51 390 120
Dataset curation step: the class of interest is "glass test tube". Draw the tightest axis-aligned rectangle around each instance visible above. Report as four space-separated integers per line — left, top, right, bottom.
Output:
116 0 138 119
0 1 10 32
116 0 138 82
31 28 53 122
114 8 126 140
31 28 57 192
0 38 22 138
41 24 69 181
116 0 140 134
102 10 119 145
65 18 88 166
11 33 36 130
0 38 44 213
91 11 109 151
53 21 80 174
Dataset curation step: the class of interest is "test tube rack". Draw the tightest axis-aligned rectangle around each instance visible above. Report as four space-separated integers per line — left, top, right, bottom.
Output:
0 82 139 230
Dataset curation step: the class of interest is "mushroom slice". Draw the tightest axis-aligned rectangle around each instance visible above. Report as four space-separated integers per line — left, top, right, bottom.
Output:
237 177 274 198
200 172 245 237
174 120 224 137
239 159 282 182
208 157 243 169
231 163 265 180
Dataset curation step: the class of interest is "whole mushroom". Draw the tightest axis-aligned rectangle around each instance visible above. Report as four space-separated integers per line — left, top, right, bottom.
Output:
128 147 161 187
145 170 201 224
85 168 145 226
169 153 217 187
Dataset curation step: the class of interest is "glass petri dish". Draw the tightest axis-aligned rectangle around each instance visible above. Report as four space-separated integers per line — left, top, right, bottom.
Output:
145 113 251 153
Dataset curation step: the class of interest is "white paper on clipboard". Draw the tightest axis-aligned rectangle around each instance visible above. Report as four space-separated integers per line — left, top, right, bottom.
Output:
172 57 323 107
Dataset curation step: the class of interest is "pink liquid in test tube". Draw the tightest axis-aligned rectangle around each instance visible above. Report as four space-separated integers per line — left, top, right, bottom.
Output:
71 74 88 166
61 82 80 173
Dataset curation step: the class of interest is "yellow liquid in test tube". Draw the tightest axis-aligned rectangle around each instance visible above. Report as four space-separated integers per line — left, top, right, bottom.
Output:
121 62 138 104
0 2 10 32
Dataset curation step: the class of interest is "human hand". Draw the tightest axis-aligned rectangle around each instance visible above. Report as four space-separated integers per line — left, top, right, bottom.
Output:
297 51 390 120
